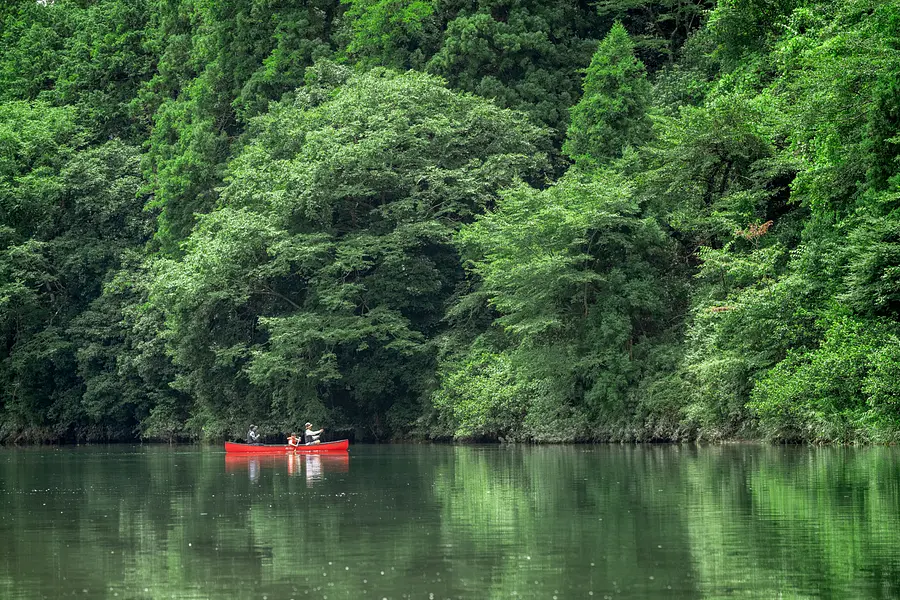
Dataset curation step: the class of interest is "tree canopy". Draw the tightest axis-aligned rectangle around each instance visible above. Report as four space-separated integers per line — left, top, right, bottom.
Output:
1 0 899 443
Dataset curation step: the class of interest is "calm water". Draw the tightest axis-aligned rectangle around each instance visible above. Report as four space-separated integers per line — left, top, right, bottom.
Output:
0 444 898 600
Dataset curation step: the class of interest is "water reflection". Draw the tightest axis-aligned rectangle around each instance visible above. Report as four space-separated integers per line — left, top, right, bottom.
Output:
0 445 898 599
306 455 321 485
223 452 349 484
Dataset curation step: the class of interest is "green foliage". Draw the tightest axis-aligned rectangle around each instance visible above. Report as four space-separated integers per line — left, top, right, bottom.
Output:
0 101 77 237
343 0 604 140
751 313 900 443
432 172 683 440
0 103 153 440
71 256 189 441
150 66 548 439
0 0 156 141
563 22 653 169
670 0 900 441
137 0 342 251
707 0 802 65
341 0 438 70
595 0 714 69
0 2 66 102
431 350 532 440
845 208 900 318
55 0 156 141
3 0 900 443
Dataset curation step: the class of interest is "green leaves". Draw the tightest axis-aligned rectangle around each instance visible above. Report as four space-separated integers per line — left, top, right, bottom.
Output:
751 313 900 443
431 349 532 440
434 171 681 440
341 0 438 70
0 121 151 440
2 0 900 444
138 0 343 251
563 22 653 169
343 0 604 140
149 66 549 438
595 0 714 69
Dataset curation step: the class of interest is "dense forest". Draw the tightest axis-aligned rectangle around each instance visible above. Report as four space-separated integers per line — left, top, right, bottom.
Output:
1 0 898 444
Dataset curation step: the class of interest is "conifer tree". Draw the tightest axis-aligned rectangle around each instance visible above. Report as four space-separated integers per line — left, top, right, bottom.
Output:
563 22 652 169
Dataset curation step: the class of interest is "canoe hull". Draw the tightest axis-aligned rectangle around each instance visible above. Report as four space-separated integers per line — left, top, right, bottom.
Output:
224 440 349 454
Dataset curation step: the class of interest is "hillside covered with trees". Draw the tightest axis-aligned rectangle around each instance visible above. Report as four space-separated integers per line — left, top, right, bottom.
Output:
1 0 899 443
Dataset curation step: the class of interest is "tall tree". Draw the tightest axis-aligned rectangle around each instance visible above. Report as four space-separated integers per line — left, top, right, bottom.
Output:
137 0 343 252
0 101 152 441
433 172 682 441
563 22 652 169
0 0 156 142
151 64 549 440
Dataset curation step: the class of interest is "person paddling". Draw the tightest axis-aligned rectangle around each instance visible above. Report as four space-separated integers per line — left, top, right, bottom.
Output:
287 432 301 448
247 425 261 445
304 422 324 445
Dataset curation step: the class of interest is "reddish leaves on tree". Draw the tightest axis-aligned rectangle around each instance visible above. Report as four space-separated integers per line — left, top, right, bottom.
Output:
735 220 774 240
708 306 735 313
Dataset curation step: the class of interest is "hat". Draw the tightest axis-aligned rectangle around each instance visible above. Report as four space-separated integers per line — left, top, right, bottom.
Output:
305 422 312 427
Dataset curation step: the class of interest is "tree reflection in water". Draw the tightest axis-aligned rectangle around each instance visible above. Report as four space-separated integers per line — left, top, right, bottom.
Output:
1 446 898 599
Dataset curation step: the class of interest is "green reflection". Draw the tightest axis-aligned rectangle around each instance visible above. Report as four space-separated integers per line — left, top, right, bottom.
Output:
684 446 900 598
0 445 897 599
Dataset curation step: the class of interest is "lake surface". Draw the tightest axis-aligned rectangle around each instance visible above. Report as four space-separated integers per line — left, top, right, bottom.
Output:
0 444 898 599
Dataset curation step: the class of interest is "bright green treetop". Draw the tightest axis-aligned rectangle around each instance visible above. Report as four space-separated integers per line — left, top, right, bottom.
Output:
563 22 652 169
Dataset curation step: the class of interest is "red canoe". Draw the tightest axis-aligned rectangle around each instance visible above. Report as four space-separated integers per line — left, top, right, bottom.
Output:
224 440 349 454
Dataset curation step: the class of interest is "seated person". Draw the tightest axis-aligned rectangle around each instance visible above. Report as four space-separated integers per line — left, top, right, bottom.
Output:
304 422 324 445
247 425 261 445
287 432 301 448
